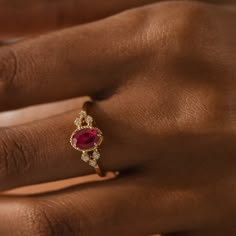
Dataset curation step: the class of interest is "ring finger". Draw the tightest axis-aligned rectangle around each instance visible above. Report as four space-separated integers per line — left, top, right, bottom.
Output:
0 97 143 191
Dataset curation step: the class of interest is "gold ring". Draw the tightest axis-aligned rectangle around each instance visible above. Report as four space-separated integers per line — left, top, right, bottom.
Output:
70 101 105 177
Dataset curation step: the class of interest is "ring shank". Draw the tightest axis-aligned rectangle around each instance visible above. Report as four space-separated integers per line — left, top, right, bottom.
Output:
94 164 105 177
82 101 93 113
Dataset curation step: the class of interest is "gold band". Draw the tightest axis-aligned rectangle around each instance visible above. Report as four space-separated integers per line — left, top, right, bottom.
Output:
82 100 92 112
94 165 105 177
70 101 105 177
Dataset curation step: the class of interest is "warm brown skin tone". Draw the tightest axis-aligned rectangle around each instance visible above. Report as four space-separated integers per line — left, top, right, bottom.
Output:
0 0 236 235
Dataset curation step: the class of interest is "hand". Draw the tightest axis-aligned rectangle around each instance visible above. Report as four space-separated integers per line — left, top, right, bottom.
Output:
0 1 236 235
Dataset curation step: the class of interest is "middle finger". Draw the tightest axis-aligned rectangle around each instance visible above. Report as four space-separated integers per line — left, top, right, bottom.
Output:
0 5 151 111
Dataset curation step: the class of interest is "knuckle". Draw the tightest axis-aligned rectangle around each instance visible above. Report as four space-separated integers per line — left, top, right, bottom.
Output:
0 46 20 109
159 3 227 127
147 1 217 62
18 201 78 236
0 127 32 180
182 88 224 129
17 202 57 236
175 3 216 56
129 2 227 130
0 47 18 92
121 2 220 77
165 2 214 44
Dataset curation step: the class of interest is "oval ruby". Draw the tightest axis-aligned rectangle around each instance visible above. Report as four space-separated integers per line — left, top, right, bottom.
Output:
72 128 101 150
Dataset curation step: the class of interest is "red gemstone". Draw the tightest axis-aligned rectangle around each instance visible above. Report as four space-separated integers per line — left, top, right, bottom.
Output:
72 128 101 150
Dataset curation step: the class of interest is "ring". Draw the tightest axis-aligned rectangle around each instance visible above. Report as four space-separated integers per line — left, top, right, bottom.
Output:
70 101 105 177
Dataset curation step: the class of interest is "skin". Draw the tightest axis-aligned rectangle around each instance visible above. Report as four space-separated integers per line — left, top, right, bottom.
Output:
0 0 236 235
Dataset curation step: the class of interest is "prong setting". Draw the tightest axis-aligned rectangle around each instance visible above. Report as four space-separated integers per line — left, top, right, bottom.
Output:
70 109 103 170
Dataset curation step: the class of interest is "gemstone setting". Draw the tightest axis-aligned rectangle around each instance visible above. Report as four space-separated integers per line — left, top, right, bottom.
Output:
71 127 103 151
70 107 103 173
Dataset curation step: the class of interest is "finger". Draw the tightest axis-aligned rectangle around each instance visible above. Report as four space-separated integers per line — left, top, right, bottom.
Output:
0 4 151 111
0 97 85 127
0 174 216 236
0 0 160 37
1 92 234 192
0 101 140 191
1 1 234 111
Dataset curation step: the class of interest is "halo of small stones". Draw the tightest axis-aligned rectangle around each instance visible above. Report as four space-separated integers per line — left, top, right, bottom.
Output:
73 110 101 168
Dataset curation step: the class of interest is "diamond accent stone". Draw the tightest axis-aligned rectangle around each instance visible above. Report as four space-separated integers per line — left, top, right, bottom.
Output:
93 151 100 160
89 159 97 167
86 115 93 124
79 110 87 117
81 153 89 162
74 118 81 126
